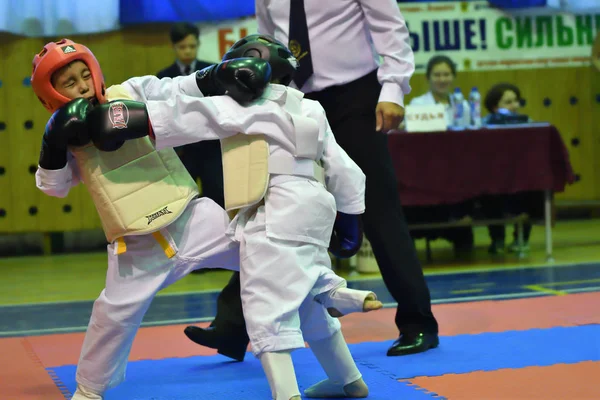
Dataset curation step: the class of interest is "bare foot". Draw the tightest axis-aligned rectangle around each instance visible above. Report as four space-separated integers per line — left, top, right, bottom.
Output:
363 293 383 312
326 292 383 317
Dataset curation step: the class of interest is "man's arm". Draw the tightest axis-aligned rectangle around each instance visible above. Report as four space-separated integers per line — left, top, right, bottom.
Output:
359 0 415 107
255 0 276 35
359 0 415 132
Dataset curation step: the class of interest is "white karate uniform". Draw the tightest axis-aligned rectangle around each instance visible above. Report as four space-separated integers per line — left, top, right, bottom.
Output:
124 76 366 356
35 75 240 395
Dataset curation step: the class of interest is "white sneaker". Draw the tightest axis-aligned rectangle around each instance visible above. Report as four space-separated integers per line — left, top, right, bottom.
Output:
71 385 103 400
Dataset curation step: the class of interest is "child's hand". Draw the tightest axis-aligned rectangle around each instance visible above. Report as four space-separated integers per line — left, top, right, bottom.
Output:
38 98 93 170
329 212 363 259
87 100 150 152
196 58 272 104
45 98 93 148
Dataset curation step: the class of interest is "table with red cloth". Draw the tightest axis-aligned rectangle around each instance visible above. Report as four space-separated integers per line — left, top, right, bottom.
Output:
387 124 575 260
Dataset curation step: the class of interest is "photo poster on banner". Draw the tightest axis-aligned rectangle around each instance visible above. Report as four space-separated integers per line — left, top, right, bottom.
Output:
195 1 600 72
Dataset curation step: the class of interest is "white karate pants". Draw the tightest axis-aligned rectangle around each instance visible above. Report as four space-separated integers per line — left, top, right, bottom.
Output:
75 198 239 393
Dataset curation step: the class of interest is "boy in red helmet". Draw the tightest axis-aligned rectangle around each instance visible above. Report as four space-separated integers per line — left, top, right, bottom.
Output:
31 38 271 400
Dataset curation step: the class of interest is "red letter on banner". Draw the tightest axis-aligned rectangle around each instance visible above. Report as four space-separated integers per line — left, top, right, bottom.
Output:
219 28 250 59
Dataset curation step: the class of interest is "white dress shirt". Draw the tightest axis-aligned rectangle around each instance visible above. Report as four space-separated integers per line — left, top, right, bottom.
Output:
176 59 197 75
256 0 415 107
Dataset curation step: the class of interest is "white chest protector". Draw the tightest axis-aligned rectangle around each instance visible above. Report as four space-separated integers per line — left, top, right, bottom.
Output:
220 87 325 217
70 85 199 243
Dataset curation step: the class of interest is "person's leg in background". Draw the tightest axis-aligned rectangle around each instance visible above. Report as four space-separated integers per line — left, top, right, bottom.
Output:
404 204 474 259
178 141 225 208
509 222 532 252
447 200 475 258
507 191 539 252
308 71 439 356
183 271 249 361
180 141 249 361
488 226 506 254
192 140 225 208
480 194 507 254
402 205 444 247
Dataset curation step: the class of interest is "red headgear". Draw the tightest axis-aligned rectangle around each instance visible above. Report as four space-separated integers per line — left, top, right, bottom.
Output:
31 39 106 113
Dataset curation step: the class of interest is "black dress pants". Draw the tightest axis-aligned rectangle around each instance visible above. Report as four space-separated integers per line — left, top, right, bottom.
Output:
211 70 438 340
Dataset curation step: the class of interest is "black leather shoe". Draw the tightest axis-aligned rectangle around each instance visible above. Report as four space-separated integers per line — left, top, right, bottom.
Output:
386 332 439 356
184 326 248 362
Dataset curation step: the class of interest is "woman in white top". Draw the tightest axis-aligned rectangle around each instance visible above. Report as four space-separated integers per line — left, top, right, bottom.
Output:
403 55 475 254
409 55 470 128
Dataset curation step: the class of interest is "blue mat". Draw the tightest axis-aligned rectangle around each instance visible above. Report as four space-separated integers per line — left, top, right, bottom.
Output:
350 324 600 379
48 325 600 400
48 352 437 400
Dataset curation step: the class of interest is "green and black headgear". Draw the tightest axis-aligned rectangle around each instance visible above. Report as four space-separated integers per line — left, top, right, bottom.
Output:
223 34 298 86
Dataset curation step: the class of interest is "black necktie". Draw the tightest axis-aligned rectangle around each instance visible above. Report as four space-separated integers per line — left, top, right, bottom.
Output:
288 0 313 90
183 65 191 75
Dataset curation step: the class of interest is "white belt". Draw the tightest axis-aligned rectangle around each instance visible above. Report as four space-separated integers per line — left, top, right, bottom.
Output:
268 155 325 184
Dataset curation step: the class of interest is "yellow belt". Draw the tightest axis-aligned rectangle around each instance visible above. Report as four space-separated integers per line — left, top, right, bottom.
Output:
114 231 176 259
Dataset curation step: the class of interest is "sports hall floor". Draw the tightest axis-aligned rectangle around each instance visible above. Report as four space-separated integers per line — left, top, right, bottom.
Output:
1 219 599 399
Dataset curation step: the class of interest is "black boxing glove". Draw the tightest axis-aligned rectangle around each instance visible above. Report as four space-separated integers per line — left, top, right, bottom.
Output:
38 98 93 169
195 57 272 103
86 100 152 152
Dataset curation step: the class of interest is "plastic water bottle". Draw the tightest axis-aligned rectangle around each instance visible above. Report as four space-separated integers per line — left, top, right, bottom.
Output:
452 88 465 129
469 87 482 128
